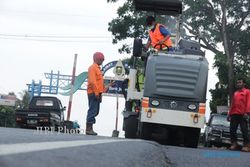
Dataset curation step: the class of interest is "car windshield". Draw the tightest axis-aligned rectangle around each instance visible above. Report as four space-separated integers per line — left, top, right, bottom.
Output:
211 115 230 127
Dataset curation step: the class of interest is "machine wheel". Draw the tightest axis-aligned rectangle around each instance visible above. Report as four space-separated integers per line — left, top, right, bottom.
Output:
133 38 143 57
139 122 152 140
124 116 138 139
184 127 200 148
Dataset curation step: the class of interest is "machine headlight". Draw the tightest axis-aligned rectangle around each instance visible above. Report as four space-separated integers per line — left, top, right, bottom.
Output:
188 104 197 110
151 100 160 106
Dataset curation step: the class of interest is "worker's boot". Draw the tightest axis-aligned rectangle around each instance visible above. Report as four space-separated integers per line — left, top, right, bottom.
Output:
241 142 250 152
85 123 97 136
229 142 238 150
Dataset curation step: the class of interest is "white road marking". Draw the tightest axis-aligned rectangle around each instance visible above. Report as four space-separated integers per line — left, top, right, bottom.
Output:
0 139 130 156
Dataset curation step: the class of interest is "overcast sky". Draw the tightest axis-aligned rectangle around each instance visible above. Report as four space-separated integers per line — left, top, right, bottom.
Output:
0 0 218 137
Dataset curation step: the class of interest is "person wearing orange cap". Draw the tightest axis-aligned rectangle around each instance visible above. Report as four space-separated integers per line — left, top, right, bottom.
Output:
86 52 105 135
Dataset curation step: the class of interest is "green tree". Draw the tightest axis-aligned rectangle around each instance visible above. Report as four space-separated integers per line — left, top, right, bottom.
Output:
0 106 16 127
210 49 250 113
0 91 31 127
16 90 30 109
208 27 250 113
182 0 250 102
0 92 17 127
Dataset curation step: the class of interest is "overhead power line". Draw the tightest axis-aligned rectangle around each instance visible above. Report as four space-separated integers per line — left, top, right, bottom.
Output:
0 33 114 43
0 34 112 39
0 36 112 43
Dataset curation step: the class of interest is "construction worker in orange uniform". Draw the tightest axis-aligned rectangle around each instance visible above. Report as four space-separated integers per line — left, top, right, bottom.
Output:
145 16 173 51
86 52 106 135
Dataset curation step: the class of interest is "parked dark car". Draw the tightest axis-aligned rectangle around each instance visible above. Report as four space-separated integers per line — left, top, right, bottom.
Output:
203 113 245 147
15 96 65 129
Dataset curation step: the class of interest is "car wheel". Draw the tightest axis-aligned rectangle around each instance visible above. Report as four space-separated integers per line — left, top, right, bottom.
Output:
184 127 200 148
204 141 212 147
213 143 222 148
50 121 56 131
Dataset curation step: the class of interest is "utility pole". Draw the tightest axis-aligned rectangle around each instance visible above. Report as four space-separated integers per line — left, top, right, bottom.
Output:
66 54 78 121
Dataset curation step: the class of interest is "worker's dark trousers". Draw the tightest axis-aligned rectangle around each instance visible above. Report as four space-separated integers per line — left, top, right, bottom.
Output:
86 93 100 124
230 114 249 144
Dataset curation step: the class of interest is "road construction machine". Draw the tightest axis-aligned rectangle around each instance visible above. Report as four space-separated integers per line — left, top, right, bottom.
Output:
122 0 208 148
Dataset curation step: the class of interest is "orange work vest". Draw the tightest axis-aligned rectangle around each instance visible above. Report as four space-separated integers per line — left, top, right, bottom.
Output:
87 63 104 95
149 23 172 50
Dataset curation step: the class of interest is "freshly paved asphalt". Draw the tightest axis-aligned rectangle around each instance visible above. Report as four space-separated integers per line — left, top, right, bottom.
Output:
0 127 170 167
1 127 250 167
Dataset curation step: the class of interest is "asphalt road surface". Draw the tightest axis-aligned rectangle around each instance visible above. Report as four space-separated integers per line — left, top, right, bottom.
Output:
0 127 170 167
164 145 250 167
0 127 249 167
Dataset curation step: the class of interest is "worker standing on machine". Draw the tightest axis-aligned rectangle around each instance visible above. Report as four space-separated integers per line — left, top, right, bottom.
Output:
145 15 173 51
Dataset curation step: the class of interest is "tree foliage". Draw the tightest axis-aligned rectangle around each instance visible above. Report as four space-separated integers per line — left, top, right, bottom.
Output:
16 90 30 109
209 83 228 113
209 50 250 113
180 0 250 104
0 105 16 127
0 90 30 127
183 0 250 103
0 92 17 127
